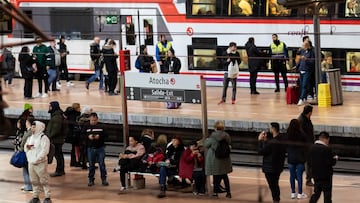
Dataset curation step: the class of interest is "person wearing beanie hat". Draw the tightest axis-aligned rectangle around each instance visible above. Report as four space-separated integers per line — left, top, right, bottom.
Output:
46 101 66 177
24 103 33 112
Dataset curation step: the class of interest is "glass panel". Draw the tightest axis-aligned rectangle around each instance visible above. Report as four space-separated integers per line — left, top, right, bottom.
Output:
193 49 217 69
143 19 154 45
229 0 255 16
266 0 291 16
238 49 249 70
347 52 360 73
126 16 135 45
192 0 216 15
345 0 360 17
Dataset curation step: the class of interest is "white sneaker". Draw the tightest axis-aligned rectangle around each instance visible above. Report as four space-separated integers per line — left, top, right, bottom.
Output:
291 193 296 199
34 93 42 98
67 81 74 86
56 82 62 89
307 95 313 101
41 93 48 98
297 193 308 199
120 186 126 191
297 99 304 106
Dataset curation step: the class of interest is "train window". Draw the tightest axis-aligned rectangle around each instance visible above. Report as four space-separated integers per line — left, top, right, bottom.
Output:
345 0 360 17
266 0 291 16
229 0 255 16
144 19 154 45
126 16 136 45
191 0 216 15
347 52 360 73
188 48 218 70
238 49 249 70
22 10 33 38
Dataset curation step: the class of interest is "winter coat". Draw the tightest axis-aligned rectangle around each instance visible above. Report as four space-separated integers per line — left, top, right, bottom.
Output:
24 121 50 164
18 53 35 79
258 134 286 174
138 54 155 73
286 132 307 164
102 45 118 74
205 130 233 176
32 44 48 67
163 56 181 74
222 48 241 71
1 48 15 72
308 140 337 180
166 143 185 170
46 109 65 144
245 41 266 73
298 113 314 144
179 147 204 179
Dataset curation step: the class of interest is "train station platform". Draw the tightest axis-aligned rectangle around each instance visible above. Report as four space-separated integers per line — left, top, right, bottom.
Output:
2 79 360 137
1 150 359 203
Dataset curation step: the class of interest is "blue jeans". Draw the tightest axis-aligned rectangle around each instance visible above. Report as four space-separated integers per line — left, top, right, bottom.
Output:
47 68 57 87
288 163 305 194
159 166 178 186
87 147 107 182
299 71 311 100
23 165 32 191
87 69 104 89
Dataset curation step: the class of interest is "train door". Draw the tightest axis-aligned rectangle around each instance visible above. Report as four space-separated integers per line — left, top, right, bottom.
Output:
120 8 157 70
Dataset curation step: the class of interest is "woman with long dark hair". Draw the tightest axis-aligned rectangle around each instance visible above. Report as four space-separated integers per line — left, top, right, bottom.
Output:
286 119 308 199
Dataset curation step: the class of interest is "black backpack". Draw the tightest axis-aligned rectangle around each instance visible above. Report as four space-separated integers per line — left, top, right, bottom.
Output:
215 139 230 159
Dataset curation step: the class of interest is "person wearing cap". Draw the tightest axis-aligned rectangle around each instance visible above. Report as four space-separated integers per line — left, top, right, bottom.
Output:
258 122 286 203
308 131 338 203
102 39 119 96
46 101 65 177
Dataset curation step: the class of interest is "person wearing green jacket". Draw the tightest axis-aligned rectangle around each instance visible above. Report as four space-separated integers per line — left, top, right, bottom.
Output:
33 37 49 98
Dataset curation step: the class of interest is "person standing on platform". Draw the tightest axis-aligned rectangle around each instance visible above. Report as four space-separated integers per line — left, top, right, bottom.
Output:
286 119 308 199
269 34 288 92
296 41 315 106
245 37 266 95
137 45 156 73
58 35 73 87
297 105 314 186
64 103 81 167
102 39 118 96
308 131 338 203
205 120 233 198
46 101 65 177
46 40 61 92
33 37 49 98
218 42 240 105
156 34 173 73
2 47 16 86
78 106 93 169
24 121 52 203
85 112 109 187
18 46 37 99
86 37 104 91
258 122 286 203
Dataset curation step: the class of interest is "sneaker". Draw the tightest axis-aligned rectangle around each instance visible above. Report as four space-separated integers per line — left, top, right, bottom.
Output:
157 190 166 198
274 88 280 92
85 82 89 90
217 100 225 105
291 193 296 199
297 193 308 199
28 198 40 203
34 93 42 98
67 81 74 86
120 186 126 191
226 192 232 198
297 99 304 106
43 198 52 203
56 82 62 88
88 180 95 187
307 95 313 101
41 93 48 98
102 180 109 186
21 185 25 190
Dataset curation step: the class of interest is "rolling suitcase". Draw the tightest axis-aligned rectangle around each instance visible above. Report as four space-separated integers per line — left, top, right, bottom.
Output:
286 73 300 104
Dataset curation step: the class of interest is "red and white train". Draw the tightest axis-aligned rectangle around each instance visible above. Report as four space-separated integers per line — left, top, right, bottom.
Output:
4 0 360 91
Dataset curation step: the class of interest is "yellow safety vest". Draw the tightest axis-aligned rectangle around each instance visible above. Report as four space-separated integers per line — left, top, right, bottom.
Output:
157 41 172 61
270 42 284 55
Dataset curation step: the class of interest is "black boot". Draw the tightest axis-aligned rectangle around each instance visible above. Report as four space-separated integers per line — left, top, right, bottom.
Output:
157 185 166 198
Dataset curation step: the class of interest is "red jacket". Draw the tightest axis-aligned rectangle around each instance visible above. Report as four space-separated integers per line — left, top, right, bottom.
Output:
179 148 204 179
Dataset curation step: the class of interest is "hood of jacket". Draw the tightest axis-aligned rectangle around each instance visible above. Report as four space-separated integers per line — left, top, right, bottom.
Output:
33 121 45 136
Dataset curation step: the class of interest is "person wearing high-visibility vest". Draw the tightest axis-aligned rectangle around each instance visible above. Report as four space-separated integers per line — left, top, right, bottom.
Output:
155 34 173 73
269 34 289 92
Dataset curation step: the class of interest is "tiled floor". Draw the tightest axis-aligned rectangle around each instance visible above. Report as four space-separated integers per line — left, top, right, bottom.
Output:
1 150 359 203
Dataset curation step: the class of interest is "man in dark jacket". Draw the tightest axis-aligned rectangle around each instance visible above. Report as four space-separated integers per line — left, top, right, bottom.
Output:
102 39 118 95
258 122 286 203
298 104 314 186
308 131 337 203
46 101 65 177
245 37 266 95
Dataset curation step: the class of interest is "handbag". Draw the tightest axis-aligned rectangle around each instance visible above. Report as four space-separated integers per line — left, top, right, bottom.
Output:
227 61 239 78
150 62 158 73
10 151 27 168
89 60 95 70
